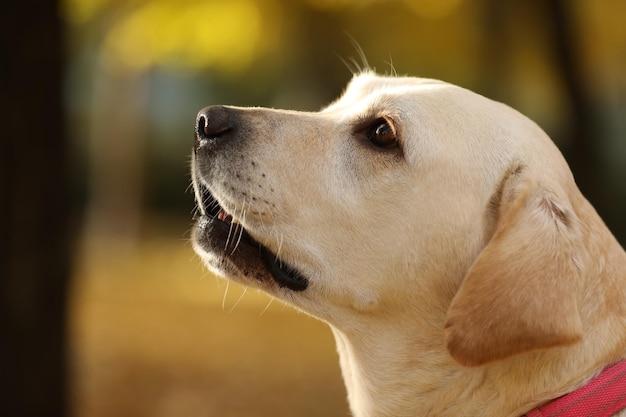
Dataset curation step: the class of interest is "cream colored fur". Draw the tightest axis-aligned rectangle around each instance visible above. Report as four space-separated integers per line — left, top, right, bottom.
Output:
193 72 626 416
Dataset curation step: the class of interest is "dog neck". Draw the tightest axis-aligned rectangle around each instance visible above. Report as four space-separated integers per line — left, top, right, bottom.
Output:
522 360 626 417
330 316 626 417
330 320 503 417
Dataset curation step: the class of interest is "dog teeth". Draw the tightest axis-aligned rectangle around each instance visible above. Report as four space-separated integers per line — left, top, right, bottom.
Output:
218 210 233 224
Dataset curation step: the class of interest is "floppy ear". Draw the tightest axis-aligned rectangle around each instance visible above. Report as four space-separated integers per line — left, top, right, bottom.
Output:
444 167 584 366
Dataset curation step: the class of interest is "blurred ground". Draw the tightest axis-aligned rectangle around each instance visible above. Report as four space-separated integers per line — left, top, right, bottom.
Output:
69 219 349 417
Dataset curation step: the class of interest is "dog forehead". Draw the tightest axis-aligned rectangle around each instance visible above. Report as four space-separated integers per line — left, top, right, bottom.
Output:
318 73 568 196
324 72 450 114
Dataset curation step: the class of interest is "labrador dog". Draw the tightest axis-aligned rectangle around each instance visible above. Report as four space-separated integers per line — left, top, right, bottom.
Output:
191 72 626 417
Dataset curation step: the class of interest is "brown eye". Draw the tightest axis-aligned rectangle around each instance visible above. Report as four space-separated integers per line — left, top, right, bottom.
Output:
368 118 397 149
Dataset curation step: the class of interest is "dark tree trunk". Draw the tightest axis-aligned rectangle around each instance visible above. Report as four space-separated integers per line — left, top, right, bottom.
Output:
542 0 606 216
0 1 70 417
481 0 611 233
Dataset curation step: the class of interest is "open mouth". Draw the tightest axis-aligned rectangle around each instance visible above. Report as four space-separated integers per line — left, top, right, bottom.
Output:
192 177 308 292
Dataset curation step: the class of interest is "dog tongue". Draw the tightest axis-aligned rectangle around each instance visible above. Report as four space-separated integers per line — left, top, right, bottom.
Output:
218 209 233 224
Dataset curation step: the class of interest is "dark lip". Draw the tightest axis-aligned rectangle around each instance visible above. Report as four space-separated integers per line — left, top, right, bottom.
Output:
192 176 309 292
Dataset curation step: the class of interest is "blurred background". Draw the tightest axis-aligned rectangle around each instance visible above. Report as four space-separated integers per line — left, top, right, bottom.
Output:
2 0 625 416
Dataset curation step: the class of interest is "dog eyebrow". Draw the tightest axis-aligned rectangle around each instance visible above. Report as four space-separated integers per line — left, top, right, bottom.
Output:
352 113 383 131
351 104 398 132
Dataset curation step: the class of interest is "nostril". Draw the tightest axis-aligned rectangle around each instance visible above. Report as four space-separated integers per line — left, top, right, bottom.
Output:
195 105 233 143
196 115 208 139
194 115 206 149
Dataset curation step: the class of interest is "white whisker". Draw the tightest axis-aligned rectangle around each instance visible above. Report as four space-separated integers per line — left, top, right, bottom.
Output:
224 218 236 251
337 53 359 75
260 296 275 316
228 286 248 313
225 199 245 252
260 204 285 260
221 280 230 311
229 201 248 255
233 223 246 254
384 55 397 77
230 224 245 256
184 180 195 195
276 232 284 259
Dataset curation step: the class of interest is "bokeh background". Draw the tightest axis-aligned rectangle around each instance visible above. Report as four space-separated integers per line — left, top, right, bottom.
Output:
2 0 626 416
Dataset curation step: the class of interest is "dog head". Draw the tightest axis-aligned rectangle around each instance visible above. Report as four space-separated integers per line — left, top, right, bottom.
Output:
192 72 601 365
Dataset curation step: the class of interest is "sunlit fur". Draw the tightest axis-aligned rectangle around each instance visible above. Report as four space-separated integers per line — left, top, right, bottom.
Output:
193 72 626 417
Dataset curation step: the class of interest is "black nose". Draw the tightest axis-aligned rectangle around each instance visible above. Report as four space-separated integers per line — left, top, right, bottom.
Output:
195 105 233 145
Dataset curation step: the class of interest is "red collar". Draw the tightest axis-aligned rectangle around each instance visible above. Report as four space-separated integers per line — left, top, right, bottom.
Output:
524 360 626 417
